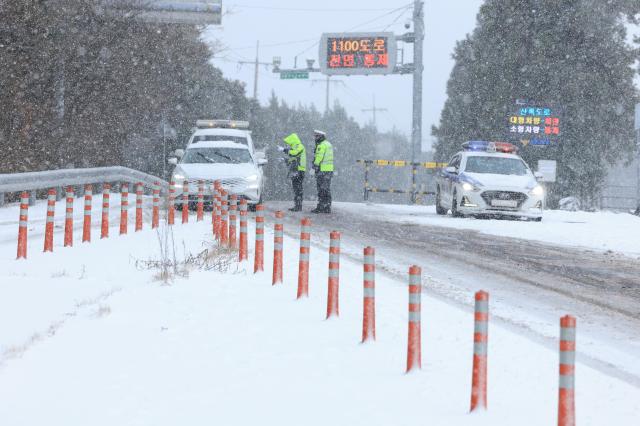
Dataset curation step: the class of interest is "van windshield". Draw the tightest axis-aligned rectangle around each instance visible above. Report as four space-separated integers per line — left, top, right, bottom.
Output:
182 147 252 164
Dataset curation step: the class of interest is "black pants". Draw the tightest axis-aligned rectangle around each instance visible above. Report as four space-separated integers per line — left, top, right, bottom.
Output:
291 172 305 209
315 171 333 211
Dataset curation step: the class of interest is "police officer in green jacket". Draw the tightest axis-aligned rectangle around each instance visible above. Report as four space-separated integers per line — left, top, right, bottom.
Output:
311 130 334 214
282 133 306 212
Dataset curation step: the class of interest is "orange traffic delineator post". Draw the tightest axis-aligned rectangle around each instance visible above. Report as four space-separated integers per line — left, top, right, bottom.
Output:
212 182 220 239
220 190 229 246
254 204 265 273
64 186 75 247
44 188 56 252
211 183 218 238
182 180 189 224
272 211 284 284
362 247 376 342
82 184 92 243
239 199 248 261
470 290 489 412
16 192 29 259
296 217 311 299
135 182 143 232
229 195 238 248
168 181 176 226
196 180 205 221
558 315 576 426
152 182 160 229
326 231 341 318
119 183 129 235
101 183 111 239
406 265 422 373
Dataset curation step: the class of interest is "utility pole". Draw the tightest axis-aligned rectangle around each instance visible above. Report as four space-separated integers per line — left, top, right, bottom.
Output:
310 76 344 114
238 41 271 100
362 95 387 127
411 0 425 165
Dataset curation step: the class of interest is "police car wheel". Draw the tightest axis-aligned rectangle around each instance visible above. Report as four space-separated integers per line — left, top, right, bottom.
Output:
451 191 463 218
435 187 447 215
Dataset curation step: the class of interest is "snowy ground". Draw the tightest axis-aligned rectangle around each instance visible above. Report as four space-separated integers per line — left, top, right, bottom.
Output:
338 202 640 257
0 199 639 425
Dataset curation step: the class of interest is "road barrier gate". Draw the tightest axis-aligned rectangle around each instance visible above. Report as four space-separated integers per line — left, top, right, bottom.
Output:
356 160 447 203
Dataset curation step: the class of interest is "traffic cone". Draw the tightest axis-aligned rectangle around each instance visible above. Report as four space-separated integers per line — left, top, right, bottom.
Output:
16 192 29 259
82 185 92 243
64 186 74 247
470 291 489 412
135 182 143 232
406 265 422 372
152 182 160 229
326 231 340 318
119 183 129 235
296 218 311 299
272 211 284 284
558 315 576 426
101 183 111 239
239 199 248 261
254 204 265 273
362 247 376 342
44 188 56 252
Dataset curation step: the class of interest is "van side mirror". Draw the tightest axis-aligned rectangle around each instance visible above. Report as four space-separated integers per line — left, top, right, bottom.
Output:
257 158 268 166
445 166 457 174
534 171 544 180
168 158 178 166
174 149 185 158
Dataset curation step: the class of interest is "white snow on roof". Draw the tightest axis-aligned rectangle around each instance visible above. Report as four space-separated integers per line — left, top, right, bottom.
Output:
186 141 249 150
192 128 249 137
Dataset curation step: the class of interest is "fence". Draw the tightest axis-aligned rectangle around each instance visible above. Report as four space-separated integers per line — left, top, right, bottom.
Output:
356 160 447 203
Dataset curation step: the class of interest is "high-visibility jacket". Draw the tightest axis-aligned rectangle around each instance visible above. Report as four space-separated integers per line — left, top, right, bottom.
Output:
283 133 306 172
314 140 334 172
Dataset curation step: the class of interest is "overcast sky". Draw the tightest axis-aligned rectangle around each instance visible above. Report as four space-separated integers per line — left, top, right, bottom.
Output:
203 1 485 151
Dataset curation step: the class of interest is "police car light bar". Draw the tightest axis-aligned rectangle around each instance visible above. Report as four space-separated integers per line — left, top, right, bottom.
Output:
196 119 250 129
462 141 517 153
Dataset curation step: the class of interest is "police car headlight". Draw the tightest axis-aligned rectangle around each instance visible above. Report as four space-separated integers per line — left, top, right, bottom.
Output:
462 182 479 192
173 173 186 183
529 185 544 196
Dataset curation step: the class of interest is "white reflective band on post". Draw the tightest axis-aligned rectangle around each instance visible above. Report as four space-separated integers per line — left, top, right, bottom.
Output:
560 351 575 365
47 205 55 212
299 253 310 262
475 301 489 313
47 216 54 223
363 287 375 298
301 226 311 233
328 269 339 277
408 311 421 323
409 293 421 304
559 375 575 389
409 275 421 285
329 254 339 263
474 342 488 355
256 234 264 241
330 239 340 248
19 220 28 227
20 208 28 215
560 328 576 341
240 226 248 232
474 321 488 334
274 242 283 250
84 200 91 207
364 255 375 264
300 239 310 248
363 272 375 281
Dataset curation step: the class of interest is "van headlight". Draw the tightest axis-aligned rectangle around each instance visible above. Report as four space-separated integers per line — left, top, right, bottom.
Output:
172 173 186 182
246 174 259 188
529 185 544 196
462 182 479 192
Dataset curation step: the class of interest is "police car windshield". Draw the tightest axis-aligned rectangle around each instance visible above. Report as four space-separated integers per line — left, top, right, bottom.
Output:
465 156 528 176
192 135 248 145
182 148 252 164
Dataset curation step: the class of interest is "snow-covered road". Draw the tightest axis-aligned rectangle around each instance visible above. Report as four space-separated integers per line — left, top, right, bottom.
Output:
0 200 639 425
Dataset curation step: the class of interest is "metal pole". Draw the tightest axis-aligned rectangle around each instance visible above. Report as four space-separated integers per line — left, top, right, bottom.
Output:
411 0 424 166
326 75 331 114
162 112 167 180
636 128 640 214
253 41 260 99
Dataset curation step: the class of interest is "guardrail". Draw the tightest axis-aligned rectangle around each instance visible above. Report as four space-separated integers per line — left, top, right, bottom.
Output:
356 160 448 203
0 167 168 206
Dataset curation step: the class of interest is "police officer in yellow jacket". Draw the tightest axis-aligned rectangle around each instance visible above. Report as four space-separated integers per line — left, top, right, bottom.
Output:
311 130 334 214
282 133 306 212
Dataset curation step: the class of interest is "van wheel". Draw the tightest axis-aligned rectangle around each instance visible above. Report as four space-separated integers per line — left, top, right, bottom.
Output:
436 187 447 215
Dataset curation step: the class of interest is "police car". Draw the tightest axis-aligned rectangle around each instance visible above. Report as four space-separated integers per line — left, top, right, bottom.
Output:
435 141 544 221
169 120 267 209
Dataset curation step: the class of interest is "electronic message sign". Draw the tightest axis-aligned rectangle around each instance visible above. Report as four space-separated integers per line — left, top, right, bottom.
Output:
508 103 561 146
319 32 397 76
